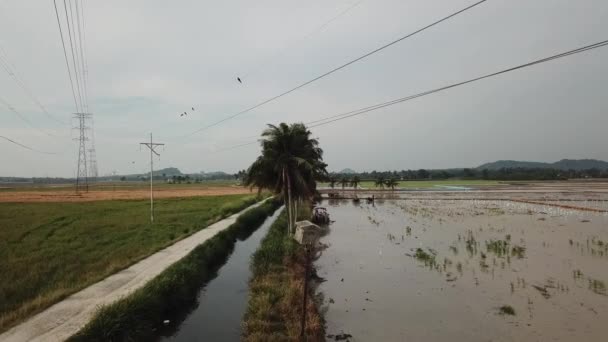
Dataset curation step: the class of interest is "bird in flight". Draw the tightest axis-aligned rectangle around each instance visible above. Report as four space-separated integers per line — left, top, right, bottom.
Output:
237 77 242 84
180 111 187 117
192 107 195 111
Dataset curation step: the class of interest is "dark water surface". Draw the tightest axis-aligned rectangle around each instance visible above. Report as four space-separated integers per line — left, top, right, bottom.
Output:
158 209 281 342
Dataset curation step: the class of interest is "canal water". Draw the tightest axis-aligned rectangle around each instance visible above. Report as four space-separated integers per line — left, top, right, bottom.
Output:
157 208 281 341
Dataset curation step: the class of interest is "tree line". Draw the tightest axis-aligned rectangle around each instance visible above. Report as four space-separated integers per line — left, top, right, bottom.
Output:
330 167 608 181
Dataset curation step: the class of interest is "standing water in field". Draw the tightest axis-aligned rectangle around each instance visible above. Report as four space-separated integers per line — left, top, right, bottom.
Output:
316 198 608 341
157 209 282 341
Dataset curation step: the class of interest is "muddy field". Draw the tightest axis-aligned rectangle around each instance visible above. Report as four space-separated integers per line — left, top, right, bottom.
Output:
0 186 252 202
316 197 608 341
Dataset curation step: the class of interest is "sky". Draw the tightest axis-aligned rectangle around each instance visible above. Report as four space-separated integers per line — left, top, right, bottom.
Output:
0 0 607 177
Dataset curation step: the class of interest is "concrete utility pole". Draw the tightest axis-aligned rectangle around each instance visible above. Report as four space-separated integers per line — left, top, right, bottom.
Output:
140 133 164 223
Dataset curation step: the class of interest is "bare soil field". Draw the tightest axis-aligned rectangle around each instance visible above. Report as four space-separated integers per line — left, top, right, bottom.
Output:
0 186 252 202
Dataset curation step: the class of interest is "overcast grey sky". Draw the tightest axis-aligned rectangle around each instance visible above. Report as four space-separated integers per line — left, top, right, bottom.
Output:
1 0 607 177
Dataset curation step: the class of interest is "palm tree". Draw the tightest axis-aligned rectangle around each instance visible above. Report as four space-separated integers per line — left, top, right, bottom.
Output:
385 178 399 191
244 123 327 234
351 176 361 193
375 176 386 189
328 176 337 189
339 177 350 190
338 177 350 198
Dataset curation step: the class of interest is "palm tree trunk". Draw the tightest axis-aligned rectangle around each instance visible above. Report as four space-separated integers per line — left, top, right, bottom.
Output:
285 168 294 234
293 198 300 222
283 168 292 234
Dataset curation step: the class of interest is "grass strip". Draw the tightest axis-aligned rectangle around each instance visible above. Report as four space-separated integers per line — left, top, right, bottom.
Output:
68 197 282 341
243 208 325 341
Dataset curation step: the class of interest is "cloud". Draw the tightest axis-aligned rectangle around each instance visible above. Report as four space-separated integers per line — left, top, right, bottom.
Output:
1 0 607 177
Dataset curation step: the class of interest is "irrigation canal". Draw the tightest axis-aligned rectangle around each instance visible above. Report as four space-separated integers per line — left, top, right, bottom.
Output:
156 208 282 341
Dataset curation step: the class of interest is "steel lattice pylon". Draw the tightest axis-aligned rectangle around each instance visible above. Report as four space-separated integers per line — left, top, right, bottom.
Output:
74 112 90 192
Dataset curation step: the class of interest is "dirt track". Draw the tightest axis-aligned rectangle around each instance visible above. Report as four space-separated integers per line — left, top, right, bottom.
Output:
0 187 253 203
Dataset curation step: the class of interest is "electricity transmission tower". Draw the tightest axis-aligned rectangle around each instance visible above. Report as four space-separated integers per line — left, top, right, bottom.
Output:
88 147 98 180
140 133 164 223
74 112 91 192
88 117 98 181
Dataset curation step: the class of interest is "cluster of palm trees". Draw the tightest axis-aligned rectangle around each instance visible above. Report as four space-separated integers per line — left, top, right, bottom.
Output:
328 175 362 191
327 175 400 191
244 123 328 234
373 176 399 190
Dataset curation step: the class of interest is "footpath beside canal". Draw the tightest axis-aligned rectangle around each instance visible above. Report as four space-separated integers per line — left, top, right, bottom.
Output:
0 200 267 342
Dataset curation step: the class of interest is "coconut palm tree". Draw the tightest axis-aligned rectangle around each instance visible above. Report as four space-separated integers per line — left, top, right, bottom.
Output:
375 176 386 189
328 176 337 189
339 177 350 190
244 123 328 234
385 178 399 191
351 176 361 193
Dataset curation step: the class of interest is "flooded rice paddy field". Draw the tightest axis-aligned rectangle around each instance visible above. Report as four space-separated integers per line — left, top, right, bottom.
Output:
316 198 608 341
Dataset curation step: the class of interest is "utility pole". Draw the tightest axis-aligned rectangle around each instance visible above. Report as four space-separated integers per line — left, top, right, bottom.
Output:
140 133 164 223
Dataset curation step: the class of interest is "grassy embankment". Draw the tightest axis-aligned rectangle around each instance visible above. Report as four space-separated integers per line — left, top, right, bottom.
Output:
68 197 282 341
0 193 259 332
321 179 501 189
243 207 325 341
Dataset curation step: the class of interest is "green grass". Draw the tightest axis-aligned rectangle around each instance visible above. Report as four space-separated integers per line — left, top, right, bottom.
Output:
243 208 325 341
321 179 501 189
0 193 260 332
68 198 282 341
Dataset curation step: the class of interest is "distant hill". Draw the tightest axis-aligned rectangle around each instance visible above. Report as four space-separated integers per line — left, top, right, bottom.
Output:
338 168 357 174
477 159 608 171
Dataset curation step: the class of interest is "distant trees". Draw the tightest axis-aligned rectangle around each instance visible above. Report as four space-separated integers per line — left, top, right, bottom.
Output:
328 176 337 189
416 169 430 179
481 169 489 180
324 166 608 185
385 178 399 191
351 176 361 191
235 169 247 182
375 176 386 188
463 168 476 178
339 177 350 190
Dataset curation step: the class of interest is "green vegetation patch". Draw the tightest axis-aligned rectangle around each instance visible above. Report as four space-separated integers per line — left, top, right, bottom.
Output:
243 209 324 341
68 197 282 341
498 305 516 316
0 194 260 332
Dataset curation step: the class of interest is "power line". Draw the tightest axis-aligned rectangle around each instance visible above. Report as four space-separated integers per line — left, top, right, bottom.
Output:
0 95 58 137
0 46 67 124
307 39 608 128
184 0 489 137
53 0 80 113
74 0 89 112
213 39 608 153
0 134 58 154
63 0 85 112
240 0 365 80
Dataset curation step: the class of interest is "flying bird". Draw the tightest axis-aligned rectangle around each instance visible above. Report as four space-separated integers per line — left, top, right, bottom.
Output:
237 77 242 84
180 112 187 117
